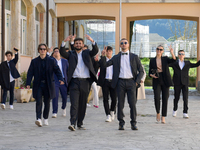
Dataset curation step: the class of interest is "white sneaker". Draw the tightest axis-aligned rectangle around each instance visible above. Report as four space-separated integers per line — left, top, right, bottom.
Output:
62 108 66 117
10 105 14 110
105 115 112 122
87 103 91 107
1 104 6 109
35 119 42 127
172 110 177 117
183 113 189 118
43 119 49 126
110 111 115 121
52 113 57 118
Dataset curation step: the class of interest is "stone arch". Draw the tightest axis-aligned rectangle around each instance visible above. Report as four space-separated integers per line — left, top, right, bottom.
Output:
36 3 45 13
49 9 56 18
22 0 33 7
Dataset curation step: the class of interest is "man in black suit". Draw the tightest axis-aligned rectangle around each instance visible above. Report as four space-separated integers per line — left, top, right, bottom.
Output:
59 35 98 131
26 43 64 127
98 46 117 122
101 38 144 130
170 50 200 118
0 48 20 110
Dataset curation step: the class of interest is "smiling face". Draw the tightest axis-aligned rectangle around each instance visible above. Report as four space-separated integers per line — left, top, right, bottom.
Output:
156 46 164 56
74 40 84 51
120 39 129 52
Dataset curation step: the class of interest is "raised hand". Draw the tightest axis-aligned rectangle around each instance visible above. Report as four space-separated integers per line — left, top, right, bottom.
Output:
168 45 173 53
85 34 94 43
48 46 53 53
101 46 107 56
71 34 76 42
64 35 72 42
13 47 19 52
94 54 99 61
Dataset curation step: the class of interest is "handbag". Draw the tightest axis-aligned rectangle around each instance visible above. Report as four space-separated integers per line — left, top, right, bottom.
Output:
151 69 159 78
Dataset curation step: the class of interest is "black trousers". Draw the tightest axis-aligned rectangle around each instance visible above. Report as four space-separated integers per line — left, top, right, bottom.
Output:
35 84 50 120
117 78 137 126
173 84 188 113
102 79 117 116
69 78 90 127
153 73 169 117
2 80 15 105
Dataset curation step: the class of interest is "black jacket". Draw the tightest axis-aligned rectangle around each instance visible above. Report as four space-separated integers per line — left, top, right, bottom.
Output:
0 53 20 89
100 52 144 89
169 60 200 86
26 56 63 99
149 56 176 89
59 43 99 85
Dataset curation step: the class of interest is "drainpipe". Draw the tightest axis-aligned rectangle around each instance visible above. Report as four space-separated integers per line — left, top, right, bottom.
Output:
73 20 75 35
1 0 5 103
46 0 49 46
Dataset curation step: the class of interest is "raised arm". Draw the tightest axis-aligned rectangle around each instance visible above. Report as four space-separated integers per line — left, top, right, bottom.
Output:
84 34 98 57
59 36 71 59
13 47 19 64
190 60 200 68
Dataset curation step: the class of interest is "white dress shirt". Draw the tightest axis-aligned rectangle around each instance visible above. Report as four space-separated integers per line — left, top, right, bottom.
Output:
56 59 65 78
7 61 15 82
73 50 90 78
119 51 133 79
105 57 113 79
179 59 185 70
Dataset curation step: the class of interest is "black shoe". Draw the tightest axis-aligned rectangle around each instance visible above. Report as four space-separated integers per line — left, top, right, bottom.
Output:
78 126 86 130
131 125 138 130
118 125 124 130
68 125 75 131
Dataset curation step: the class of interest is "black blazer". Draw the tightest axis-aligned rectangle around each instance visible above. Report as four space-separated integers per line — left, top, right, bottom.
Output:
97 62 107 87
59 43 99 85
26 56 63 99
0 53 20 90
149 56 176 89
169 60 200 86
100 52 144 89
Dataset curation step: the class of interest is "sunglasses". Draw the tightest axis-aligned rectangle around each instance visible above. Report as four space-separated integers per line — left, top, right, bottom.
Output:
156 48 163 51
40 48 46 51
178 53 185 56
121 42 128 45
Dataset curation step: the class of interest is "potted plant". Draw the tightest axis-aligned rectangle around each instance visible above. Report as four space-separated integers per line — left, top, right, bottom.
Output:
14 71 33 103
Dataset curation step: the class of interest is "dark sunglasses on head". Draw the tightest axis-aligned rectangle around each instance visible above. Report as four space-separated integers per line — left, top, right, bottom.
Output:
178 53 185 56
156 48 163 51
40 48 46 51
121 42 128 45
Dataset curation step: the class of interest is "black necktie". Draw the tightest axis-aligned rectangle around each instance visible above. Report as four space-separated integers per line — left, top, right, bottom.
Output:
122 53 128 55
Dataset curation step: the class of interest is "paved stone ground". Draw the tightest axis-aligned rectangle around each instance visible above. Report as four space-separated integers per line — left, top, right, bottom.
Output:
1 93 200 150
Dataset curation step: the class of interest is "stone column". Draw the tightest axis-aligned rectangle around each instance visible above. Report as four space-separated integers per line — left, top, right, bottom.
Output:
52 17 57 47
11 0 21 86
58 18 64 47
40 12 46 44
26 5 35 57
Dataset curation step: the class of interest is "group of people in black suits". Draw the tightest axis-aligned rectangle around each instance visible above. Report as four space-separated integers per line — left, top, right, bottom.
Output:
149 45 200 124
1 36 200 131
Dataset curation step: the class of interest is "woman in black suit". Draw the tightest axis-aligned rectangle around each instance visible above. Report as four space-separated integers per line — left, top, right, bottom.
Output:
149 45 176 123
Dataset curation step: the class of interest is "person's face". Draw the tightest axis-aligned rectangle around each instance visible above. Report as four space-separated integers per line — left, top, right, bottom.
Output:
39 45 47 55
156 46 164 56
106 49 113 58
178 51 185 60
82 46 87 50
53 49 60 57
74 40 84 51
6 54 12 61
120 40 129 51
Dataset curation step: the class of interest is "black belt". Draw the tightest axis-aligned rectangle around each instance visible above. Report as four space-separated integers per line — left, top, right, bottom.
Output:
72 78 88 81
119 78 134 80
105 79 112 82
